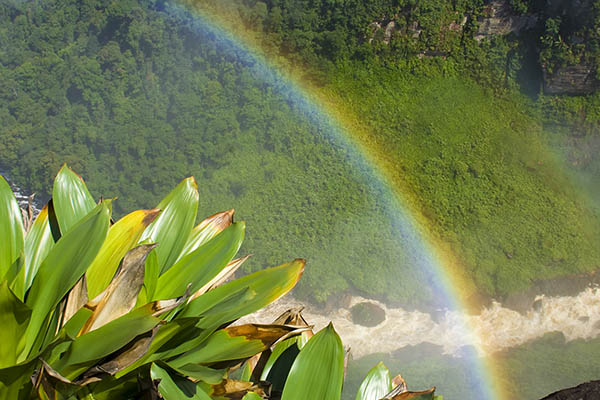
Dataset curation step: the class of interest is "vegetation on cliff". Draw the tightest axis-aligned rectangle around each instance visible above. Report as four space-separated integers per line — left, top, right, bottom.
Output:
1 0 599 306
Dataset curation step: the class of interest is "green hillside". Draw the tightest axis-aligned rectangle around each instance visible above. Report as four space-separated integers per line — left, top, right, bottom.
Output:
1 0 599 306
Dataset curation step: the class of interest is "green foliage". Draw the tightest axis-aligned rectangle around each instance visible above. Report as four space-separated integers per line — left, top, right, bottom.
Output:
0 167 309 398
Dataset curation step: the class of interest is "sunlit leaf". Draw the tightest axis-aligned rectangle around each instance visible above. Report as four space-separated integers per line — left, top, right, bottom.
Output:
20 201 111 361
141 177 198 274
11 204 54 300
154 222 244 300
179 259 305 324
86 209 160 298
0 175 24 281
281 323 345 400
355 362 393 400
177 209 234 262
242 392 263 400
52 165 96 235
169 324 300 368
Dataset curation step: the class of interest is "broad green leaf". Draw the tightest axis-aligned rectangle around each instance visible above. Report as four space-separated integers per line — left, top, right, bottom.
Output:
151 363 211 400
281 324 345 400
169 324 296 368
154 222 244 300
0 175 24 281
52 165 96 235
12 204 54 300
242 393 263 400
0 361 35 399
20 201 111 360
260 336 300 381
0 281 31 367
137 248 160 305
179 259 305 323
86 209 160 298
141 177 198 274
54 303 163 379
169 364 227 385
355 362 392 400
177 210 234 262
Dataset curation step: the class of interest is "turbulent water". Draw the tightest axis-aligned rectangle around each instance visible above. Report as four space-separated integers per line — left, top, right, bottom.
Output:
239 287 600 358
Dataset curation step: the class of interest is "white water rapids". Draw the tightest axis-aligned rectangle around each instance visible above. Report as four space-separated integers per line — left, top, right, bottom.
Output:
239 287 600 358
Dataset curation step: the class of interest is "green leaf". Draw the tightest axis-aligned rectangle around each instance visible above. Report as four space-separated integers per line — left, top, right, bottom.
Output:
169 324 295 368
177 210 234 262
169 364 227 385
0 281 31 368
137 248 160 305
52 165 96 235
355 362 392 400
54 303 163 379
141 177 198 274
242 393 263 400
179 259 305 324
20 201 111 361
154 222 245 300
281 324 345 400
0 175 24 281
86 209 160 298
260 336 301 388
151 363 211 400
12 204 55 300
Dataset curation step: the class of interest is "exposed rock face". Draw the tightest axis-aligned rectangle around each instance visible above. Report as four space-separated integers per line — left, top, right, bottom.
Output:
350 302 386 327
539 380 600 399
543 64 600 95
476 1 537 40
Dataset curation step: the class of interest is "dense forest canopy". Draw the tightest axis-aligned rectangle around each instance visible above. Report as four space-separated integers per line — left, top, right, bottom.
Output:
1 0 600 308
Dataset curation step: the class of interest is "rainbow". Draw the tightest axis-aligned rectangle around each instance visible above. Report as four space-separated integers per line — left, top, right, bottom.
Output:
161 1 508 398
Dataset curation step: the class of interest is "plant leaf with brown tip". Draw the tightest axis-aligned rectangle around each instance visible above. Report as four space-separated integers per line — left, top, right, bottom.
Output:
169 324 302 368
79 244 157 334
387 388 436 400
154 223 244 300
141 177 199 274
177 210 235 262
188 255 250 303
87 209 160 299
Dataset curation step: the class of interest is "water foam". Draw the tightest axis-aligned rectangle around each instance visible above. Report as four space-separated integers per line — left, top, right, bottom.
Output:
239 287 600 358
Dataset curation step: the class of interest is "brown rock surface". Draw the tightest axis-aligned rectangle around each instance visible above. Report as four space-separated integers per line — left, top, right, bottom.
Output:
539 380 600 399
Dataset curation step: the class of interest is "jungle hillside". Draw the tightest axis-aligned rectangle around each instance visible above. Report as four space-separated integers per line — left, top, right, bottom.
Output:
1 0 600 307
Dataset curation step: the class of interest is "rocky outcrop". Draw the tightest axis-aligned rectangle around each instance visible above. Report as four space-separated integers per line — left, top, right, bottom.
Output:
476 1 537 40
540 380 600 399
543 64 600 95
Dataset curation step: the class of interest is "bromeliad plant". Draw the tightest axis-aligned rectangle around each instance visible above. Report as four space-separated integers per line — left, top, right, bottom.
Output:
0 165 440 400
